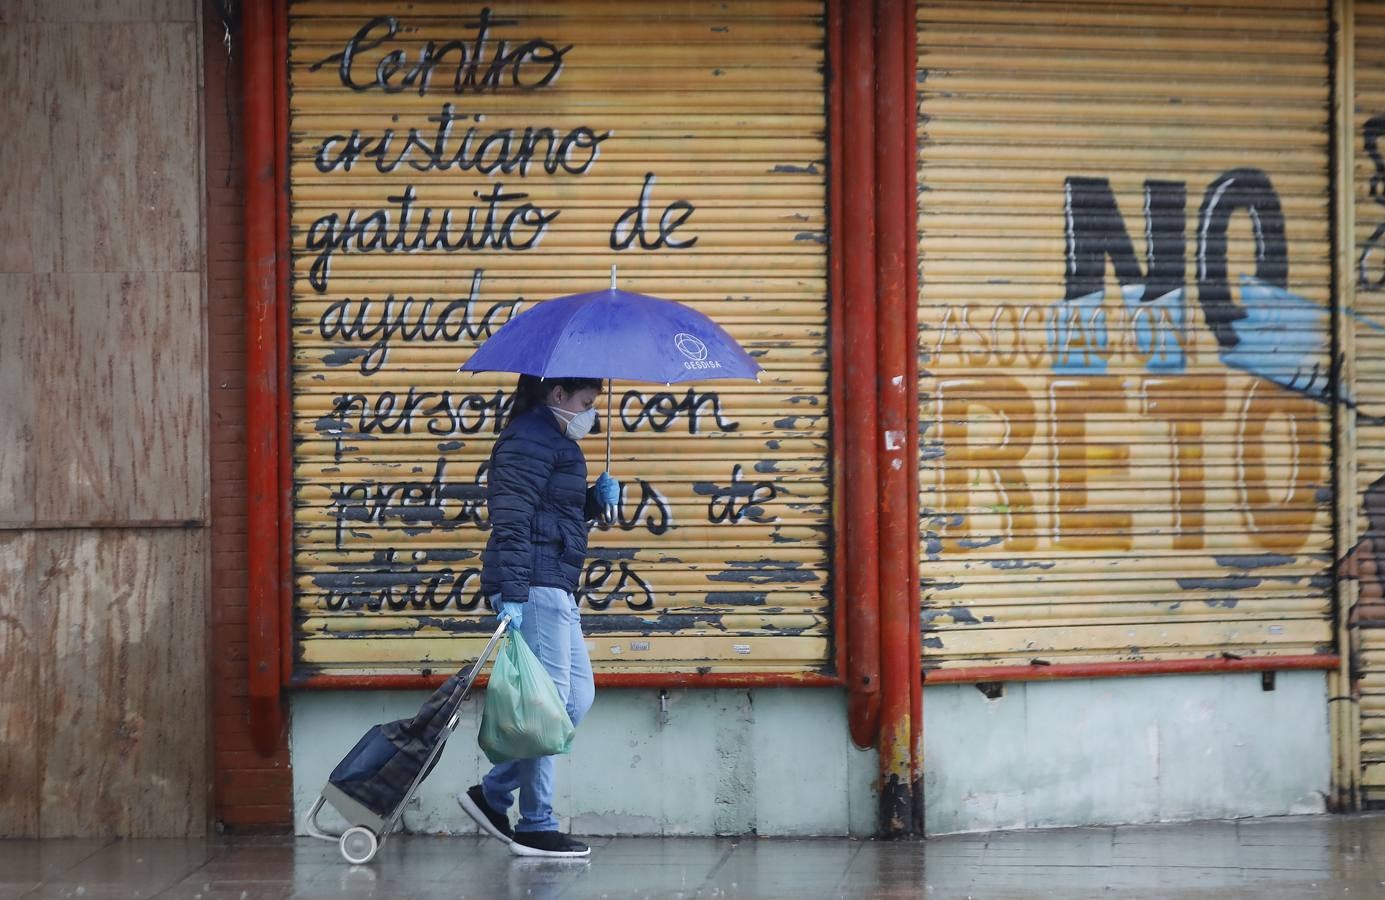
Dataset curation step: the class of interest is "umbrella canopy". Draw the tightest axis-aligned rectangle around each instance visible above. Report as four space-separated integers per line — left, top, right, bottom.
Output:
459 287 762 383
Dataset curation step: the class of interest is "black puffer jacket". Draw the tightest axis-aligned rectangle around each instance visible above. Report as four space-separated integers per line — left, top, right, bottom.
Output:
481 407 600 603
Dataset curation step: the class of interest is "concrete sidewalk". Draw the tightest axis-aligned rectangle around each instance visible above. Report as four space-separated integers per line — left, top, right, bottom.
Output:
5 813 1385 899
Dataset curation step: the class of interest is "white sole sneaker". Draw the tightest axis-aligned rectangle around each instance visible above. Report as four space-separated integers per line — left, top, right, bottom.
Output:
458 792 513 845
508 836 591 858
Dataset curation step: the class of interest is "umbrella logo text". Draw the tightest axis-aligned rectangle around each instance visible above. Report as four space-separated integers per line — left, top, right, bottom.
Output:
674 332 721 370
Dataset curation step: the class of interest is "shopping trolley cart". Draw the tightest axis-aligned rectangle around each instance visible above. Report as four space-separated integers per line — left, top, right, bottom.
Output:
302 618 509 864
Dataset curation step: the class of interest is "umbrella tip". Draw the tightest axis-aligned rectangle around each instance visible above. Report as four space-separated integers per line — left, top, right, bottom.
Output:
610 264 617 291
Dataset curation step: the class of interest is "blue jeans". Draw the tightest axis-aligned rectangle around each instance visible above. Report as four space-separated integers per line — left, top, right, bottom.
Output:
482 586 594 833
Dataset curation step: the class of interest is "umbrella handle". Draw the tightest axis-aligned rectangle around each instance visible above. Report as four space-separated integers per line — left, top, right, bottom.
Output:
605 379 613 474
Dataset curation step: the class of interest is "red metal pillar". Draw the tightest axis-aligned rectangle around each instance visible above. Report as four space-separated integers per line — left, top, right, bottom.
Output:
243 0 285 755
839 0 883 749
897 0 924 835
873 0 917 836
274 0 295 691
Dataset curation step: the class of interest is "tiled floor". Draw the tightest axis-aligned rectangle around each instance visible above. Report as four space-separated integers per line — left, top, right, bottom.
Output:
4 813 1385 899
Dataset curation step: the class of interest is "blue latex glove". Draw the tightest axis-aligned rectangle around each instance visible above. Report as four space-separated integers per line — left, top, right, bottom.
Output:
497 601 524 630
595 472 620 524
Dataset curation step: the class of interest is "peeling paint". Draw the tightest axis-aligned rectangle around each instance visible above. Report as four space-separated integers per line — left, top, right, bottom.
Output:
323 347 369 368
1213 554 1296 570
1176 576 1262 591
987 558 1056 571
705 592 769 606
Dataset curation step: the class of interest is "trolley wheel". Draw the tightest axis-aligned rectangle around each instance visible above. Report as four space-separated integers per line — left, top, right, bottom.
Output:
339 826 379 865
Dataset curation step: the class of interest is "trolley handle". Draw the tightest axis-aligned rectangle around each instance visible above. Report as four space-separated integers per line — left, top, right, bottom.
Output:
459 616 509 703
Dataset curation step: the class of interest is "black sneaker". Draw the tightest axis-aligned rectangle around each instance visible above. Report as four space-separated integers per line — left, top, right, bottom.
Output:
509 830 591 858
458 785 513 844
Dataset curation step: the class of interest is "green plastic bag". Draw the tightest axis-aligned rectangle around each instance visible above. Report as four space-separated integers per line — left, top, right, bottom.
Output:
478 631 576 764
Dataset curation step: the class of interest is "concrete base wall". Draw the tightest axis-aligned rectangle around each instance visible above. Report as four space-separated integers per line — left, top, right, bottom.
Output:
292 687 880 837
922 671 1331 835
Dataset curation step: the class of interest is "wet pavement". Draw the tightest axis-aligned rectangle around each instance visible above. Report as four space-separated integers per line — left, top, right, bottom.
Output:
5 813 1385 899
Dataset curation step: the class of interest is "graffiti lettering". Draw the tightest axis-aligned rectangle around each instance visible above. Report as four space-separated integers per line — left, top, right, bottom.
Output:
702 464 778 525
1060 177 1188 373
594 479 672 535
330 458 487 549
1196 168 1289 349
619 388 738 434
1360 115 1385 290
1054 168 1337 405
318 389 511 460
577 559 655 611
935 376 1039 552
317 272 522 375
315 103 609 177
305 185 559 293
933 374 1324 554
610 172 698 251
311 11 571 96
322 563 484 612
1065 177 1187 302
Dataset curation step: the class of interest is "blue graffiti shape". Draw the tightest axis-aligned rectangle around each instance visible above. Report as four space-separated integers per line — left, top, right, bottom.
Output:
1219 275 1331 401
1047 283 1185 374
1121 283 1185 372
1047 289 1108 374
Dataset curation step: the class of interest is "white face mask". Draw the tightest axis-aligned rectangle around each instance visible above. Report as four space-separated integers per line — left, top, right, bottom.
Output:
548 405 597 440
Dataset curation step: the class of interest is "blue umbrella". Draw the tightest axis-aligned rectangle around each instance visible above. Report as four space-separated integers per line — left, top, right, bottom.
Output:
461 280 762 384
460 268 763 471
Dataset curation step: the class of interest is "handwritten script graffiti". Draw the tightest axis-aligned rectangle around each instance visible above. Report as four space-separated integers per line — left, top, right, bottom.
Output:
620 388 739 434
1360 115 1385 291
577 560 656 611
317 271 522 375
310 11 571 95
305 185 559 293
331 458 488 550
299 7 783 642
703 465 779 525
315 103 609 177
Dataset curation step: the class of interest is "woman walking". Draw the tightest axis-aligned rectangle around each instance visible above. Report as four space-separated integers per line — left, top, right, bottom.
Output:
459 374 618 858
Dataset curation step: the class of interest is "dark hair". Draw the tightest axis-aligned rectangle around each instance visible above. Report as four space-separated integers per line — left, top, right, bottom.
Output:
508 374 605 427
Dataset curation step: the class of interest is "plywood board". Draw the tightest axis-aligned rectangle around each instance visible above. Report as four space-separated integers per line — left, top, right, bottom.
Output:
0 22 57 274
35 528 208 838
0 1 194 22
0 533 39 837
47 22 200 274
31 273 206 523
0 275 35 524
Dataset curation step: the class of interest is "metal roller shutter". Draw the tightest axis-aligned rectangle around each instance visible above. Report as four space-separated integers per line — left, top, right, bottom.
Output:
916 0 1336 670
287 1 832 676
1354 0 1385 805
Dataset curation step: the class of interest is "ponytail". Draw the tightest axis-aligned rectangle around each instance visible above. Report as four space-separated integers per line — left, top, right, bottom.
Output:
506 374 605 428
